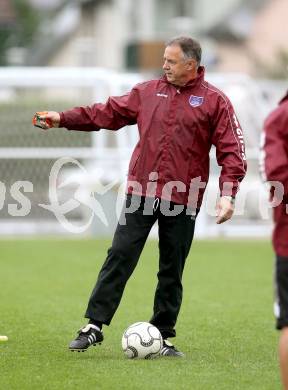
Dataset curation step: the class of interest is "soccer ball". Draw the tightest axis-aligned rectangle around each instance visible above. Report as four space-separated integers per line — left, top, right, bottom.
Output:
121 322 163 359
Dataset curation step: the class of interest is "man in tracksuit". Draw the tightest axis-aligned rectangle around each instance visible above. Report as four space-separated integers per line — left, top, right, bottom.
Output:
36 36 247 356
261 91 288 387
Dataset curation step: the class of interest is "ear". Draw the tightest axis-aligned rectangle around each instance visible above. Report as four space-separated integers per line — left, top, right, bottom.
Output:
186 59 196 71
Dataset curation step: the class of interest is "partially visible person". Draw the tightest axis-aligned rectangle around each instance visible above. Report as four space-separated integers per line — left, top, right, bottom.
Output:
261 90 288 389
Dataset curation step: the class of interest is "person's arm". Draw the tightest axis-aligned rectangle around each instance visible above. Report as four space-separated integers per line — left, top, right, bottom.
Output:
211 94 247 224
35 86 140 132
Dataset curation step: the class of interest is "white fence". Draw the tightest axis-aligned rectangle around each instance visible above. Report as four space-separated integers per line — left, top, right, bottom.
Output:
0 67 285 237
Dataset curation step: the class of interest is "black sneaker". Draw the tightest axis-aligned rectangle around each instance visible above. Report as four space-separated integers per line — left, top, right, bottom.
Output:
160 340 185 357
69 324 104 352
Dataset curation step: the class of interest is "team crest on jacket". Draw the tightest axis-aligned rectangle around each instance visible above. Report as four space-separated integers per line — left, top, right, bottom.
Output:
189 95 204 107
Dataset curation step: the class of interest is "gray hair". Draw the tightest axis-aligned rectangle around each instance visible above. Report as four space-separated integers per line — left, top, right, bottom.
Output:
166 36 202 66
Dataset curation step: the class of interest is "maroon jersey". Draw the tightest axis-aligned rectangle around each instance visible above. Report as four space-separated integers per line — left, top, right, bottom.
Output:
262 91 288 256
59 67 247 206
261 91 288 196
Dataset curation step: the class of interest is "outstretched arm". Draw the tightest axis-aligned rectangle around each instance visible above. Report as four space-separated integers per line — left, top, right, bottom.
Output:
33 86 140 132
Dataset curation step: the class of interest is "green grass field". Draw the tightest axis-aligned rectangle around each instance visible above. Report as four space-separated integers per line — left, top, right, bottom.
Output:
0 239 280 389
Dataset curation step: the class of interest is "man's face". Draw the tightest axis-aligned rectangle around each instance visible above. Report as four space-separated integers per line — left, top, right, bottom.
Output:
163 44 197 86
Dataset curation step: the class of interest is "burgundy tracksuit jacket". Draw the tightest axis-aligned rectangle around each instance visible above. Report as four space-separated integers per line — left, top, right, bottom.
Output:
262 91 288 256
59 67 247 208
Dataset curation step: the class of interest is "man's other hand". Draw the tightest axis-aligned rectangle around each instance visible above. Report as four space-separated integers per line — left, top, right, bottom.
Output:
216 196 234 224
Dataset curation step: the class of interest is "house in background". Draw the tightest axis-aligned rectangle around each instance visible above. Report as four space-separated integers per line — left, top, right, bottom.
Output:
208 0 288 77
24 0 244 71
2 0 288 77
0 0 17 65
0 0 16 25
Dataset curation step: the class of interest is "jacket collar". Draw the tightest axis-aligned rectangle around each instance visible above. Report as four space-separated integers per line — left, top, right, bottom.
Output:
279 91 288 104
161 66 205 88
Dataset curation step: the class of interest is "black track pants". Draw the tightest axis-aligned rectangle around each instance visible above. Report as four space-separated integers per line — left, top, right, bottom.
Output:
85 196 197 338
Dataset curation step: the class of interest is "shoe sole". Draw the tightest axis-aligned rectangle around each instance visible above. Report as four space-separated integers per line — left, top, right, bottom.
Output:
160 352 185 357
70 342 102 352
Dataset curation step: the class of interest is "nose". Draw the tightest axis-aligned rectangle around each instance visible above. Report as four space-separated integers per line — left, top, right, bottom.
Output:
163 60 169 70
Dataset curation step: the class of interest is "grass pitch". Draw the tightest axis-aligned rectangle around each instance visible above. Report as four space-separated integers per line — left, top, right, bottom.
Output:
0 239 280 389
